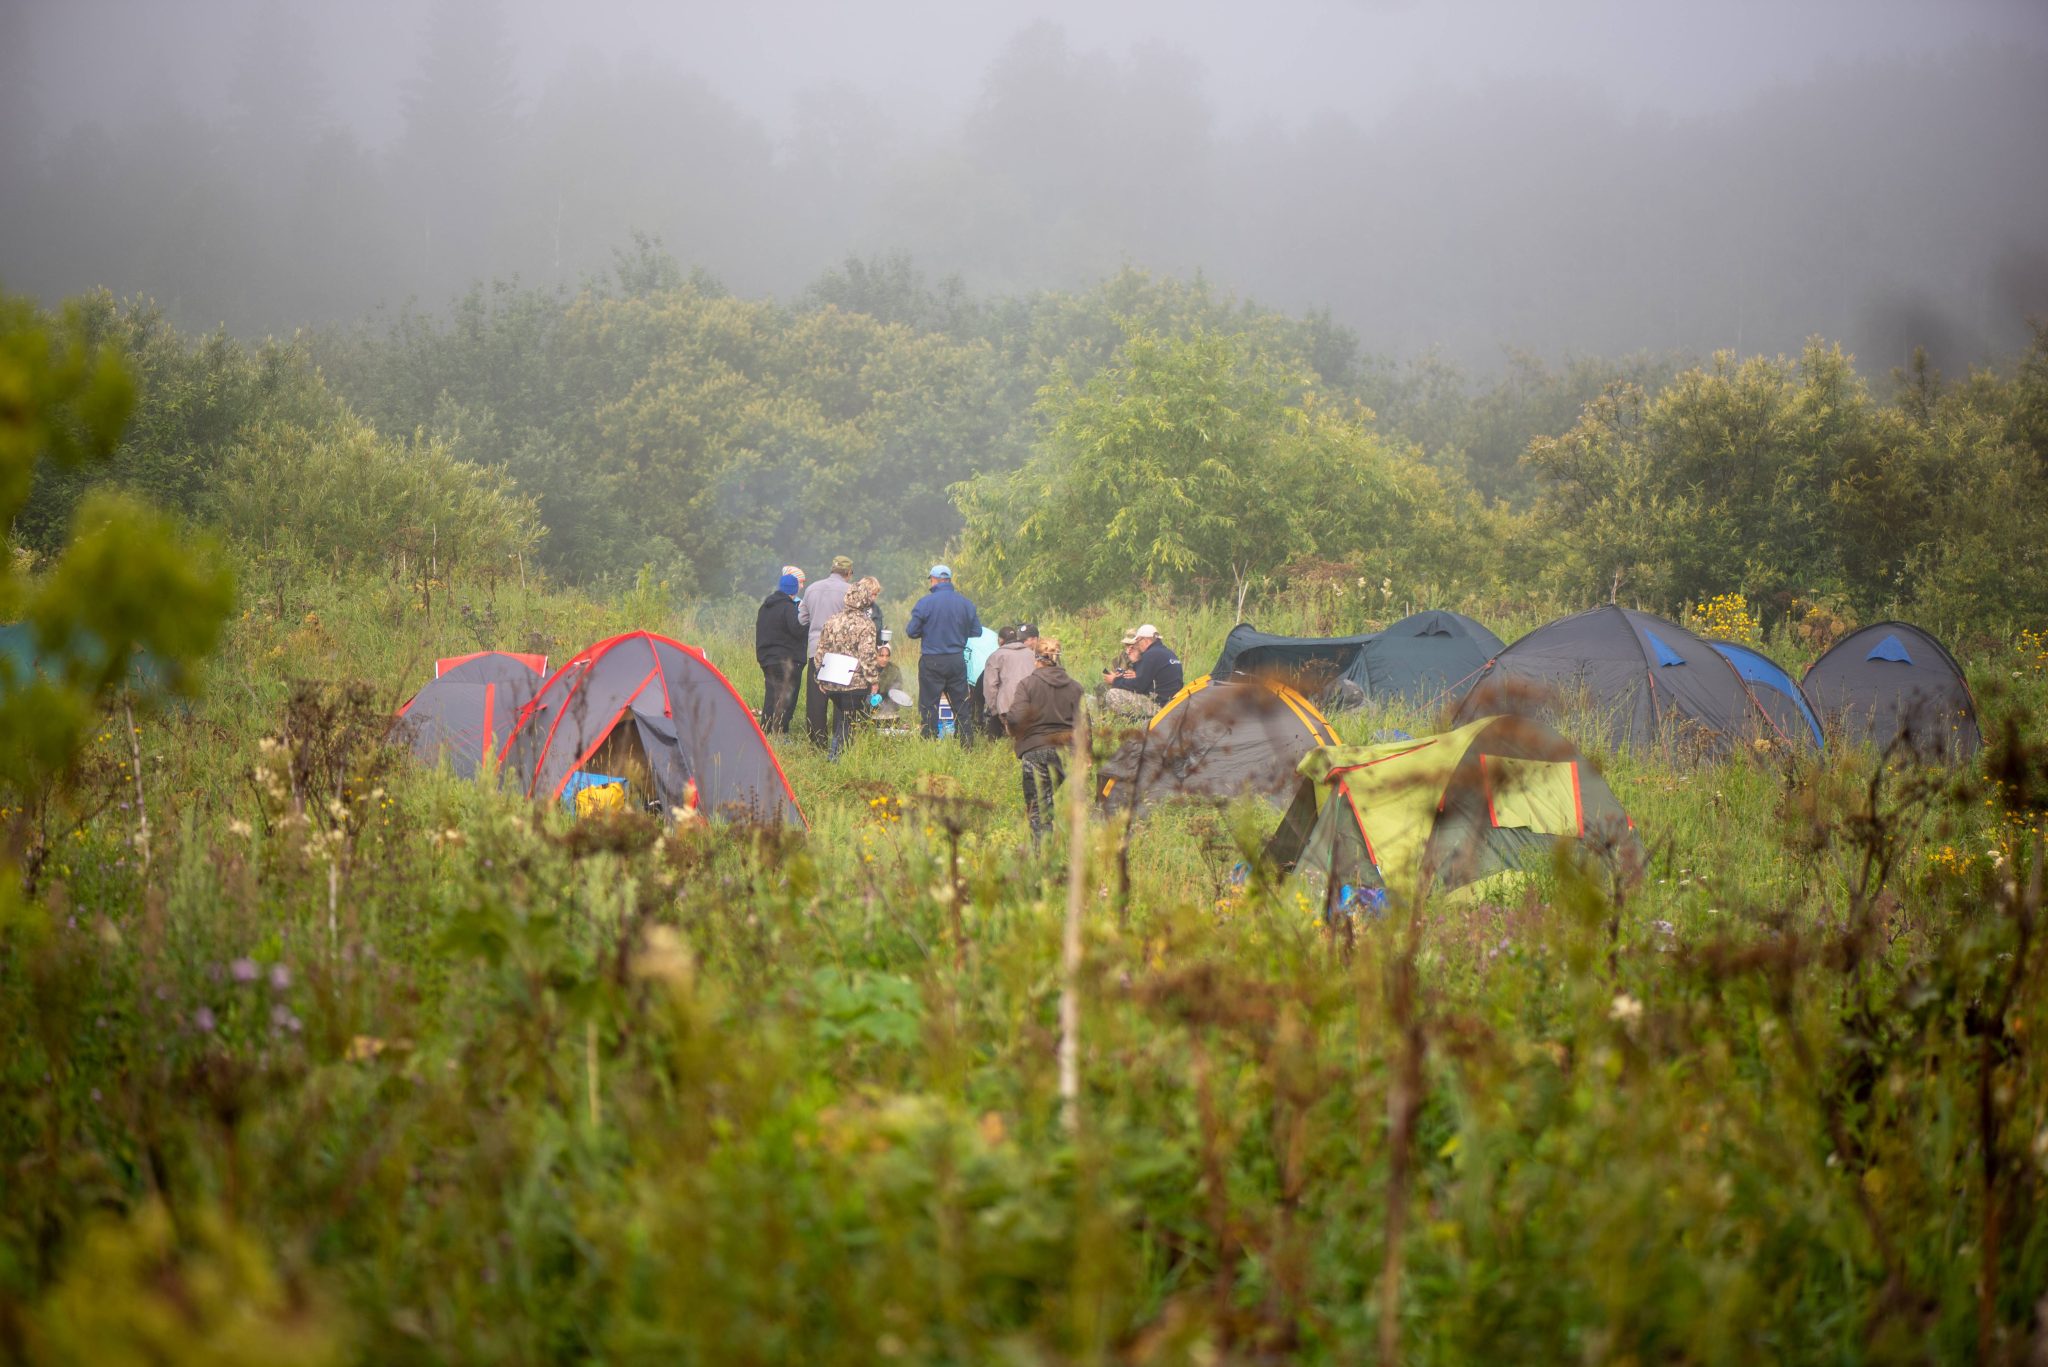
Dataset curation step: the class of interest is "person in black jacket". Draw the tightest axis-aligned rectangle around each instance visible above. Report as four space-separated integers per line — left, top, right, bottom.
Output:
755 572 807 734
1102 623 1183 720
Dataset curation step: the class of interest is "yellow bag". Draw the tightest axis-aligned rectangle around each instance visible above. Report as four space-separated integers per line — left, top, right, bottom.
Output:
574 781 627 818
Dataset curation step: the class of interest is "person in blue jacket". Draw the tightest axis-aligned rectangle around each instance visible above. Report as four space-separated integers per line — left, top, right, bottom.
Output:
905 564 982 747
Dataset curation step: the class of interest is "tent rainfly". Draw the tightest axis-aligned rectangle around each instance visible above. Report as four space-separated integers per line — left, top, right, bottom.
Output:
1802 621 1980 762
1210 609 1505 710
1706 639 1825 751
1096 675 1339 816
1266 714 1643 911
1450 605 1799 755
501 631 804 825
396 651 550 778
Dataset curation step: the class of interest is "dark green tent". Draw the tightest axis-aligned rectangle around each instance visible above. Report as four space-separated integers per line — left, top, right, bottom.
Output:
1210 610 1504 710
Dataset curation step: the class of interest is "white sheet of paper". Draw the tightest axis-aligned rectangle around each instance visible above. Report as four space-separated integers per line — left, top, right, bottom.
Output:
818 652 858 687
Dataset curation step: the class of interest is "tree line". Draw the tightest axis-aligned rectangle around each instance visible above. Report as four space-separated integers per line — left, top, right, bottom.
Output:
7 256 2045 639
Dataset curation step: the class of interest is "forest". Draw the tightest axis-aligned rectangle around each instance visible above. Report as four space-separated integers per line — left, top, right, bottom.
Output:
5 2 2048 1362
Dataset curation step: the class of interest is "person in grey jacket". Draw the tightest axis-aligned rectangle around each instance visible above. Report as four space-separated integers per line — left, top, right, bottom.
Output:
798 554 854 745
978 622 1038 737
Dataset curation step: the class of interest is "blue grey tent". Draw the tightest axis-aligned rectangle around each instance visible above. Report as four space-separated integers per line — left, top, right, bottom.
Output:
1706 639 1824 750
1802 622 1980 762
396 651 549 778
1450 605 1783 756
1210 610 1504 710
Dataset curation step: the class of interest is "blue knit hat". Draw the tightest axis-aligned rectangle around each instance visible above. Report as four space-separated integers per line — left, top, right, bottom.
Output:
778 573 800 596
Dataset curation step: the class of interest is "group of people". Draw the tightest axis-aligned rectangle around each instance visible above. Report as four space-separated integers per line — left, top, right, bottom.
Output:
754 556 1186 849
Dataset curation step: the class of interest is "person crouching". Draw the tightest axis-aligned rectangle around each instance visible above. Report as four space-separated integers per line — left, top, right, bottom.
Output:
1007 636 1083 852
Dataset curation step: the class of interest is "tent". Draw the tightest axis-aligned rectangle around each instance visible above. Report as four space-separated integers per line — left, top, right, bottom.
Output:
1266 714 1642 908
1802 622 1981 762
396 651 549 778
1706 639 1825 750
1450 605 1790 754
500 631 804 825
0 621 180 700
1210 610 1505 709
436 650 548 679
1096 675 1339 815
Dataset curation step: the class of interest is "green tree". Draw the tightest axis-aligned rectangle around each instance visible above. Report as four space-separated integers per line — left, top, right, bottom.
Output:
960 327 1465 609
1 294 233 908
1525 341 1873 614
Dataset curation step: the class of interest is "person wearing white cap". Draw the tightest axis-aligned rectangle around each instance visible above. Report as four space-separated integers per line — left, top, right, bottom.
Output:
905 563 983 747
1102 622 1183 721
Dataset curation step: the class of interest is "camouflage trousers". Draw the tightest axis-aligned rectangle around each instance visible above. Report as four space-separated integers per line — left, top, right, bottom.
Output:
1096 686 1161 724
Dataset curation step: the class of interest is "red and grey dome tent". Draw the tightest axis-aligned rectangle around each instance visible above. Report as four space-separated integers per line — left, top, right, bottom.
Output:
500 631 804 825
1450 605 1806 755
396 651 550 778
1802 621 1980 762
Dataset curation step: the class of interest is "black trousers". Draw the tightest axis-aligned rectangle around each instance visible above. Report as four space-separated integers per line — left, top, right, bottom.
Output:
827 691 861 760
917 651 973 747
805 666 829 745
760 657 802 735
1019 745 1066 845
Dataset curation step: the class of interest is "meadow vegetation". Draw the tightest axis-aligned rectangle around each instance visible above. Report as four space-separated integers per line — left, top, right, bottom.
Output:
2 276 2047 1362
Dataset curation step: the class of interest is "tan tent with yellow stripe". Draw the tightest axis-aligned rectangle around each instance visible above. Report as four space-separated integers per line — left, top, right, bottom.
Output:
1097 675 1339 816
1266 714 1642 910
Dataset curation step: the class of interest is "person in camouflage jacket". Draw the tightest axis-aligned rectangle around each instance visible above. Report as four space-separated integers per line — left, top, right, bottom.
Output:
815 577 881 761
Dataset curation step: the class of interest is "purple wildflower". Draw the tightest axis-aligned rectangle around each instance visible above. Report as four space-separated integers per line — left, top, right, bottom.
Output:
269 963 292 991
193 1006 216 1033
230 957 259 984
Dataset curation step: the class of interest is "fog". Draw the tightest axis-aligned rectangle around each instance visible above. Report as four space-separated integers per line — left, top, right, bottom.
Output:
4 0 2046 371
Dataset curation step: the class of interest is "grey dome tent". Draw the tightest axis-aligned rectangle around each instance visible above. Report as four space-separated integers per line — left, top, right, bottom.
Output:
1096 675 1339 816
1706 639 1825 750
501 631 804 825
396 651 549 778
1210 610 1504 710
1450 605 1788 755
1802 622 1980 762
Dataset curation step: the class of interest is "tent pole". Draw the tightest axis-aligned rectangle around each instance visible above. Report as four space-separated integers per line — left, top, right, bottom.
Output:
1059 709 1090 1138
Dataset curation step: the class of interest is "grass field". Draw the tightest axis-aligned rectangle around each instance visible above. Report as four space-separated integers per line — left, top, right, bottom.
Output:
3 569 2045 1364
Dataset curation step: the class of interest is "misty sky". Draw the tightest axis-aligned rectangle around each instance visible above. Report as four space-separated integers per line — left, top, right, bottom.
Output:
18 0 2047 145
5 0 2047 371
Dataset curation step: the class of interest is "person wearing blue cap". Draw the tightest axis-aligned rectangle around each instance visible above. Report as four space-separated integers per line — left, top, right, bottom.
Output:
905 563 983 747
754 570 807 734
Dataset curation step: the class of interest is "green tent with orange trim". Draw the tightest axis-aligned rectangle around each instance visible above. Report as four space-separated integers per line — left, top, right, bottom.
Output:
1266 714 1642 910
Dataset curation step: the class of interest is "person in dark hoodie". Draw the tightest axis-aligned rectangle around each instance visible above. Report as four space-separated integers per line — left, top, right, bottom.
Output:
754 571 807 734
1007 635 1083 851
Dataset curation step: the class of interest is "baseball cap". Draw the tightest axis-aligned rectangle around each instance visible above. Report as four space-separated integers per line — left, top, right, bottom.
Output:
831 555 853 574
929 564 952 579
1119 631 1137 645
1133 623 1160 639
1016 621 1038 639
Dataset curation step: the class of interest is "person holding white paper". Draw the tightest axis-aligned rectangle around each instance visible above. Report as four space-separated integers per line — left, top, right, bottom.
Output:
814 577 882 761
